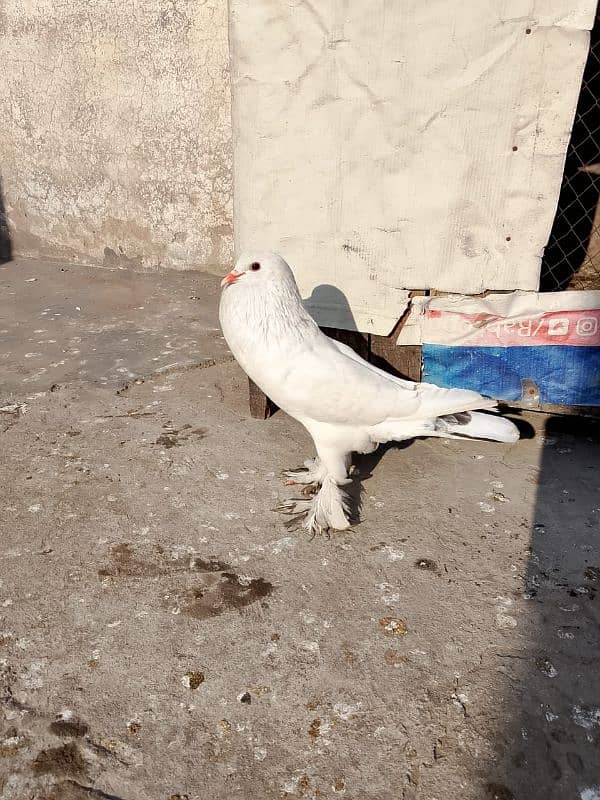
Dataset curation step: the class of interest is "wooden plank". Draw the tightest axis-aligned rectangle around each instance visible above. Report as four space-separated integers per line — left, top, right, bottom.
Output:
499 400 600 418
369 293 424 381
369 338 422 381
369 341 422 382
321 326 369 359
248 378 277 419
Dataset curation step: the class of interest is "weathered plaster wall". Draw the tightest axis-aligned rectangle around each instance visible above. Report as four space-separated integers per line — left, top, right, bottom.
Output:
0 0 232 272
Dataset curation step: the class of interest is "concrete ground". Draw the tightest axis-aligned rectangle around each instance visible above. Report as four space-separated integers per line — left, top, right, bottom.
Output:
0 258 599 800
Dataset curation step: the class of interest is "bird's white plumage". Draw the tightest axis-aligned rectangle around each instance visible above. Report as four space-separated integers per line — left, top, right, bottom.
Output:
220 252 519 533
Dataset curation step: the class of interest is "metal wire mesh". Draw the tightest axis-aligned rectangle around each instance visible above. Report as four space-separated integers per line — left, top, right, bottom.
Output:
540 13 600 291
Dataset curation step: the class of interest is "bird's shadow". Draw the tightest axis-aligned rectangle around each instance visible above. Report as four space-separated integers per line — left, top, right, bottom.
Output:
304 283 359 331
345 441 413 529
344 409 533 529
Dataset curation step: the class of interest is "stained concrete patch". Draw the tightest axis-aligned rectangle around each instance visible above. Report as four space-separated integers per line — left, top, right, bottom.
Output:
31 742 87 776
0 259 598 799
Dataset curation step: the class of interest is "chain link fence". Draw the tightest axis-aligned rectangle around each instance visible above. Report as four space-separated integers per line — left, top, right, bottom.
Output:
540 13 600 291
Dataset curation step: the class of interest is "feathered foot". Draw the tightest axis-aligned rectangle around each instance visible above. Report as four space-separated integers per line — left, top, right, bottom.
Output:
282 459 321 496
275 475 352 537
283 457 327 487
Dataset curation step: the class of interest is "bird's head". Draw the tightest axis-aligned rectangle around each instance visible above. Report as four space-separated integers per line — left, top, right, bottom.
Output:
220 252 298 294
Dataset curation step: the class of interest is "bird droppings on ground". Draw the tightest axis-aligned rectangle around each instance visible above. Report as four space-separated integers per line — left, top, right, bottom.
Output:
584 566 600 582
155 426 208 449
414 557 439 572
536 656 558 678
383 648 409 667
182 671 205 690
163 572 274 621
377 544 405 561
379 617 409 636
580 789 600 800
127 720 142 735
0 259 599 799
572 705 600 731
31 742 87 776
495 596 518 629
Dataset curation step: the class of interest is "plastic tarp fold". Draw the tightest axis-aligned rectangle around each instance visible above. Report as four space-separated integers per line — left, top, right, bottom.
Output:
397 291 600 405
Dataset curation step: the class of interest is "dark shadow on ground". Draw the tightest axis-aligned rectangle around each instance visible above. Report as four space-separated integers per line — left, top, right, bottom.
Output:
347 440 413 527
350 411 600 799
349 410 533 524
0 176 12 264
491 414 600 798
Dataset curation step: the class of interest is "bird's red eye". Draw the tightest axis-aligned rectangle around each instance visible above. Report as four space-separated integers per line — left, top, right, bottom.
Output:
250 262 261 271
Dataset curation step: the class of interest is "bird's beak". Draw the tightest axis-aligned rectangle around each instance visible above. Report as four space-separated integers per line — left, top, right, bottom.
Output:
220 271 240 288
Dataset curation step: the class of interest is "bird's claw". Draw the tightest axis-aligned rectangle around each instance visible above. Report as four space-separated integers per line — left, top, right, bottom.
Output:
274 498 313 532
273 498 312 516
282 469 315 486
285 478 317 489
282 458 325 487
281 466 307 478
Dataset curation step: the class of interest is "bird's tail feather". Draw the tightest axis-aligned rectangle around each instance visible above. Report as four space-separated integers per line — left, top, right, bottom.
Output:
435 411 519 443
370 410 519 445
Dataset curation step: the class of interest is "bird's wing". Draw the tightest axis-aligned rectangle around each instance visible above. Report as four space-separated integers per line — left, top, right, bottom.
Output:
328 337 495 420
272 333 419 425
330 338 415 390
274 331 492 427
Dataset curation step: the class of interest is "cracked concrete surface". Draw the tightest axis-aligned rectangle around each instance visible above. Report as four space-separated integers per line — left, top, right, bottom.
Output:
1 259 599 800
0 0 232 272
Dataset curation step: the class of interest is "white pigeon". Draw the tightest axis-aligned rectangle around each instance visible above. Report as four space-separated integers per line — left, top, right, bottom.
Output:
219 252 519 534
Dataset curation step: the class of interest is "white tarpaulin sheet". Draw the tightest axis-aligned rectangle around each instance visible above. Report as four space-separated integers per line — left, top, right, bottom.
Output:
230 0 596 334
394 291 600 406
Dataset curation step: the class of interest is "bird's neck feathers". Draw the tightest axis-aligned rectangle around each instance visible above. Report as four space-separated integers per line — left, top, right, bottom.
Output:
226 278 318 348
